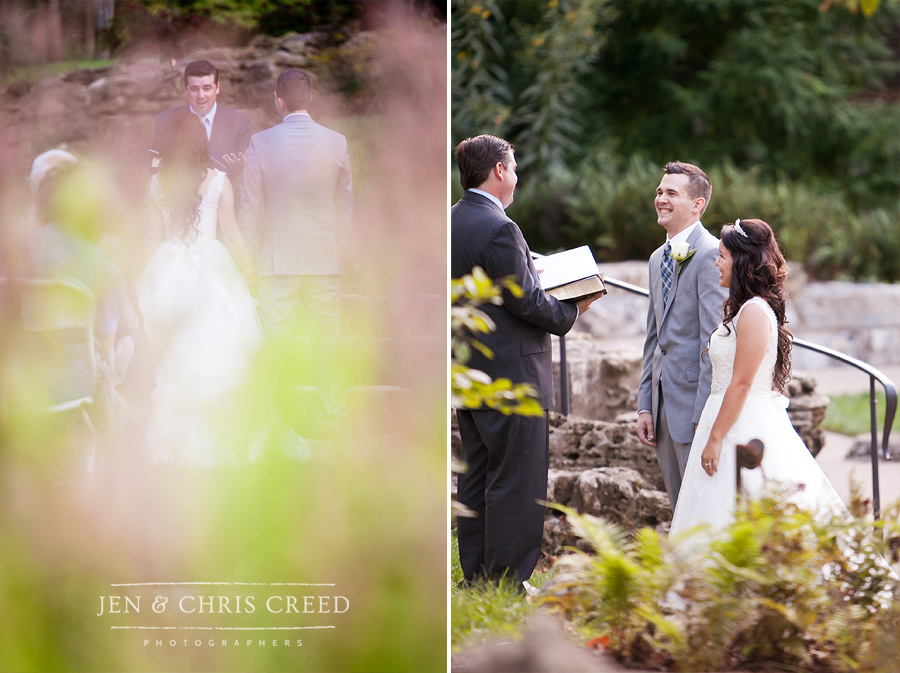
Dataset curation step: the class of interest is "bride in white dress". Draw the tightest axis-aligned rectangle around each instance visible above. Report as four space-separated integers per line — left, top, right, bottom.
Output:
137 111 263 467
670 218 849 537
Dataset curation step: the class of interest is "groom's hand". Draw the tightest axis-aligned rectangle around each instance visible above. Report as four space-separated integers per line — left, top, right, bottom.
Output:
636 412 656 447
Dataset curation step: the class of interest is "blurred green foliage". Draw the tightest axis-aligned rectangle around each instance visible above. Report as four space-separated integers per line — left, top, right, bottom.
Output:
544 497 900 672
4 60 116 84
0 13 448 668
98 0 363 56
0 280 448 671
450 267 544 417
98 0 445 57
452 0 900 281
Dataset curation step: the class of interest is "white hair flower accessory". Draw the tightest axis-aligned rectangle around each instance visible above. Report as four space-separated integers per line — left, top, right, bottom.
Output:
668 240 695 271
733 219 749 238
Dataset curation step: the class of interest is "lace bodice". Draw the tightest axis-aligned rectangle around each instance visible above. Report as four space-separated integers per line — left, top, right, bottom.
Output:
709 297 779 395
150 170 225 243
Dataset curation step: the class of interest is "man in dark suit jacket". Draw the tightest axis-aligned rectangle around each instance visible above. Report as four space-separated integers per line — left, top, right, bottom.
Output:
151 60 251 201
451 135 601 591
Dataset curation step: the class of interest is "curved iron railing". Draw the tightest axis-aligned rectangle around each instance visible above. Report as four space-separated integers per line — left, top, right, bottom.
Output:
564 274 897 519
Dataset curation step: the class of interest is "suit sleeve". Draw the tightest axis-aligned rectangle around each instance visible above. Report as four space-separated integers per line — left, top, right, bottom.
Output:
236 115 251 155
150 113 165 154
692 245 728 423
238 137 263 257
638 256 658 414
225 113 251 181
483 220 577 336
336 138 353 236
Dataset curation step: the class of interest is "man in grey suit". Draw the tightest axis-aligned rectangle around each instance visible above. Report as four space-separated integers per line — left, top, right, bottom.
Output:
636 161 728 510
241 69 353 417
452 135 601 591
151 60 251 192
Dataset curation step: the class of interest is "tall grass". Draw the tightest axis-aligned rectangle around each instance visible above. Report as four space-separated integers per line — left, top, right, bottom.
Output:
450 534 541 653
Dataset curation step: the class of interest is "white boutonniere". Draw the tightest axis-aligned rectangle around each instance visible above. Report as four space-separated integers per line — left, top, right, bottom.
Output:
669 240 696 272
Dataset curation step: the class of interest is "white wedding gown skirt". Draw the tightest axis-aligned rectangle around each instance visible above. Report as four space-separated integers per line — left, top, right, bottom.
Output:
670 298 847 538
671 391 848 537
137 171 263 466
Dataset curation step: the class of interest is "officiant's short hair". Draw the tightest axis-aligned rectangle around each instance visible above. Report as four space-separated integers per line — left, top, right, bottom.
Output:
276 70 313 111
664 161 712 216
183 60 218 86
456 135 514 190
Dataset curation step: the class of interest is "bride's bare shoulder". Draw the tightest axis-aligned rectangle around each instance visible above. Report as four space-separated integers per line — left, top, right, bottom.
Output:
735 299 773 332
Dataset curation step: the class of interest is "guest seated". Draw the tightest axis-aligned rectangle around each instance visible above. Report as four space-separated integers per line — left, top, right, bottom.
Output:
24 151 140 404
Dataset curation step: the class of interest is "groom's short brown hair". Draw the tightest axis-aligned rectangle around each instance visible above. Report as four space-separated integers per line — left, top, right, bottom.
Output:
276 70 313 112
664 161 712 217
455 135 514 190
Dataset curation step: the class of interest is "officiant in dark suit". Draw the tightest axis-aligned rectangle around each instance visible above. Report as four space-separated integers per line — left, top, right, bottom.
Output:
151 60 251 202
451 135 601 592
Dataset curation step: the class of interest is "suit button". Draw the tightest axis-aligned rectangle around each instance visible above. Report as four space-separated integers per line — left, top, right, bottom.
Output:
661 349 666 355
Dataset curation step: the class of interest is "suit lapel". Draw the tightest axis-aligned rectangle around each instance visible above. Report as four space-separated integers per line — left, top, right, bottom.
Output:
660 223 705 324
651 247 665 326
209 109 225 160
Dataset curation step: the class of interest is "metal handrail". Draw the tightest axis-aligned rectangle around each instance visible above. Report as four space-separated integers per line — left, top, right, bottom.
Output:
568 275 898 519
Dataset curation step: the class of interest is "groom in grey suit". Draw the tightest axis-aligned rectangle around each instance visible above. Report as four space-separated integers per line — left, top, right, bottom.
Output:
637 161 728 510
241 69 353 416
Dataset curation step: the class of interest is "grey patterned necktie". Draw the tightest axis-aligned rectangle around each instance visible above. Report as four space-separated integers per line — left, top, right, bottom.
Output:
661 241 674 305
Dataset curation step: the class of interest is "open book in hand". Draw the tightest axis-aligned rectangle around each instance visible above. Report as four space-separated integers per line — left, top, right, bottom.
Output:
534 245 607 302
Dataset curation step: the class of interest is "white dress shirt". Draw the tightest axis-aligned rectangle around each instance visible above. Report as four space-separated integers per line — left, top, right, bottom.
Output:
467 188 504 211
191 101 217 140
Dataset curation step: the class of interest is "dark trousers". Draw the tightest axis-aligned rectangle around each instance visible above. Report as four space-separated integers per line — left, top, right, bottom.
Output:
456 408 550 585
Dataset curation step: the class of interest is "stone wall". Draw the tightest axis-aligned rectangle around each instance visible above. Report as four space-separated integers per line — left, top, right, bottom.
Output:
548 413 663 489
788 281 900 371
549 334 829 456
577 261 900 371
551 334 641 421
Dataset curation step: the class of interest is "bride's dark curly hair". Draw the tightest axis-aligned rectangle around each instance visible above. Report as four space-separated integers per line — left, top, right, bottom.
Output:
720 218 793 394
157 111 209 242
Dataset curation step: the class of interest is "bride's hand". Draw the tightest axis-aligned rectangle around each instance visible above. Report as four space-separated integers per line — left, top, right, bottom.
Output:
700 439 721 476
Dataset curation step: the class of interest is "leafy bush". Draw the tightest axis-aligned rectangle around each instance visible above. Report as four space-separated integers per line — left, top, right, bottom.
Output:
542 497 900 672
99 0 363 57
508 155 899 281
451 267 544 416
452 0 900 281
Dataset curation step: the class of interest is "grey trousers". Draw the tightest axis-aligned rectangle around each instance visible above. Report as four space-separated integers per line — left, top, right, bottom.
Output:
656 391 693 510
257 274 345 416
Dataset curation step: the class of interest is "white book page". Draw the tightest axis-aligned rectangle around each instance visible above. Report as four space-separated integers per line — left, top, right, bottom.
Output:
535 245 600 290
